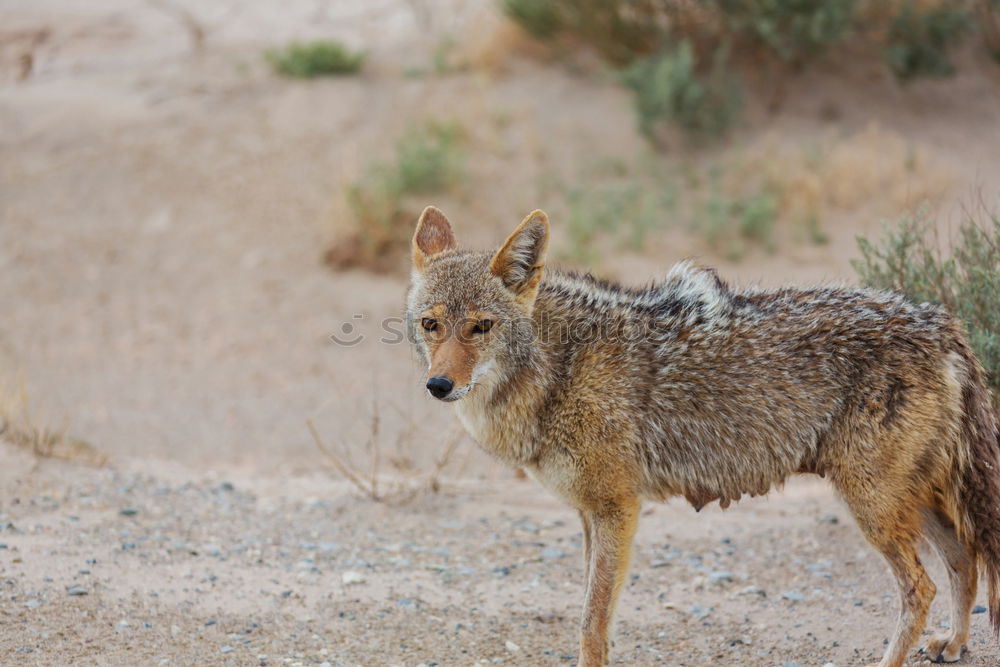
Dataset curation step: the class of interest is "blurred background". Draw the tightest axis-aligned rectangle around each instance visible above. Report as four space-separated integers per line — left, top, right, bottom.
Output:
2 0 999 479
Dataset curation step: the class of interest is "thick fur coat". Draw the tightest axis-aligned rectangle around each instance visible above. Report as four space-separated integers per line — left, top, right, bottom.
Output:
406 207 1000 667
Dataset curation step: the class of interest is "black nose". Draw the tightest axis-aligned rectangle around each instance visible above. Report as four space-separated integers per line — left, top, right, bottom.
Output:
426 376 454 399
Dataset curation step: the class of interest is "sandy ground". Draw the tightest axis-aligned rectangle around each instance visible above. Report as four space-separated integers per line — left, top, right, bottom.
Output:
3 0 1000 665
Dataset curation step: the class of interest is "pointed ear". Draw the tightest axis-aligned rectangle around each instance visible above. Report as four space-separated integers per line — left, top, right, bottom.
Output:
490 210 549 303
412 206 457 272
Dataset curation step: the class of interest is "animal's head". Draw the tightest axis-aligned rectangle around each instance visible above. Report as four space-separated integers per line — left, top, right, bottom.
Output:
406 206 549 402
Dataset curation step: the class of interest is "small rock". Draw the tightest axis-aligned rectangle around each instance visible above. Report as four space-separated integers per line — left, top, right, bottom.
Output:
505 640 520 653
782 662 804 667
220 645 234 654
24 599 39 608
709 571 734 583
119 508 139 516
781 591 805 602
819 514 839 524
738 585 766 597
689 604 712 620
67 586 88 596
822 663 837 667
541 547 566 560
973 604 988 614
341 571 366 585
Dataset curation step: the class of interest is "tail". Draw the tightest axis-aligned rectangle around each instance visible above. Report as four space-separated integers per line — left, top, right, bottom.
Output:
956 347 1000 635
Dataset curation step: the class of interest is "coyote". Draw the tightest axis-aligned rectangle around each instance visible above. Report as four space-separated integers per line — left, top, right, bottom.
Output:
405 206 1000 667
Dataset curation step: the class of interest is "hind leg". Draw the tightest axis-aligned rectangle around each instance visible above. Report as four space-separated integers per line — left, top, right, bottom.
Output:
921 510 977 663
838 486 936 666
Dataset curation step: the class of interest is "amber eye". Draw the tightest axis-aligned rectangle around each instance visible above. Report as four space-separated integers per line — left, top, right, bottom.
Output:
421 318 438 332
473 319 493 334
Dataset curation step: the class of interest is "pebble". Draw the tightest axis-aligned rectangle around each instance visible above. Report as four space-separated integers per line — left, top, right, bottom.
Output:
24 599 39 608
708 570 734 583
973 604 987 614
822 663 837 667
119 508 139 516
67 586 88 596
689 604 712 619
540 547 566 560
738 585 766 597
220 645 234 654
504 640 520 653
341 571 366 585
781 591 805 601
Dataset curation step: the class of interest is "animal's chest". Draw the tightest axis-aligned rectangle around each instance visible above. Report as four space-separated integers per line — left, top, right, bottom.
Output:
454 399 534 467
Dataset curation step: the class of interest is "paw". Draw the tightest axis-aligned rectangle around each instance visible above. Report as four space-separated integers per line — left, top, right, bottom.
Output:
921 633 966 663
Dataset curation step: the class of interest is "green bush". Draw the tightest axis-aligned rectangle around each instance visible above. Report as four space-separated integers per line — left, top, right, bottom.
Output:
710 0 857 65
853 207 1000 396
622 40 741 142
501 0 562 39
267 40 366 78
884 2 972 82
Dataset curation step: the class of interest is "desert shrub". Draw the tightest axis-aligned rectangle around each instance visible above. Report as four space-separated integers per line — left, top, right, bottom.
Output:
710 0 857 65
502 0 666 64
698 187 777 260
621 40 741 142
267 40 366 78
501 0 563 39
853 207 1000 396
500 0 990 142
326 121 464 273
884 2 973 82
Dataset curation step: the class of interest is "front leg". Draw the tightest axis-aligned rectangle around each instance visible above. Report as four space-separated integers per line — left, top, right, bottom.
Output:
579 498 640 667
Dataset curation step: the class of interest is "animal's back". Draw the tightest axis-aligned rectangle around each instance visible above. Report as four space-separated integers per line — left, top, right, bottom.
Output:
534 262 964 507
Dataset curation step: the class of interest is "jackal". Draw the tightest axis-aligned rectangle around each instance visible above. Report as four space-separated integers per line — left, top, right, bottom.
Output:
405 206 1000 666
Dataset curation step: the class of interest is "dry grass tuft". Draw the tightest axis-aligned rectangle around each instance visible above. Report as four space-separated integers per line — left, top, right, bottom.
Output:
306 398 463 504
0 379 108 466
731 123 954 226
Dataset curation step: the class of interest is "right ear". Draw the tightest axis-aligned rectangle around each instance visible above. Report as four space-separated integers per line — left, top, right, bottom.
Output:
489 209 549 304
412 206 457 272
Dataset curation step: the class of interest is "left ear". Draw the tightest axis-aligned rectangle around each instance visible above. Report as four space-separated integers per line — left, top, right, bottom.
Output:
490 210 549 305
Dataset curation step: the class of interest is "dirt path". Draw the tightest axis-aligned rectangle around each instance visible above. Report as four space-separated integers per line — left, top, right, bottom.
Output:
3 443 999 666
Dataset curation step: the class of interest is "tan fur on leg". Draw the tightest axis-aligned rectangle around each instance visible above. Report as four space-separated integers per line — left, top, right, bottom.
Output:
922 511 977 663
579 499 639 667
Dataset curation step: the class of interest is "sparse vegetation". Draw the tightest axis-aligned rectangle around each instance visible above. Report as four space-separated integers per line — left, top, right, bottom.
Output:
853 206 1000 397
0 379 107 466
267 40 366 78
307 402 463 504
884 1 972 82
560 181 673 263
711 0 857 65
501 0 562 40
501 0 992 141
697 186 778 260
326 121 465 273
622 40 741 142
